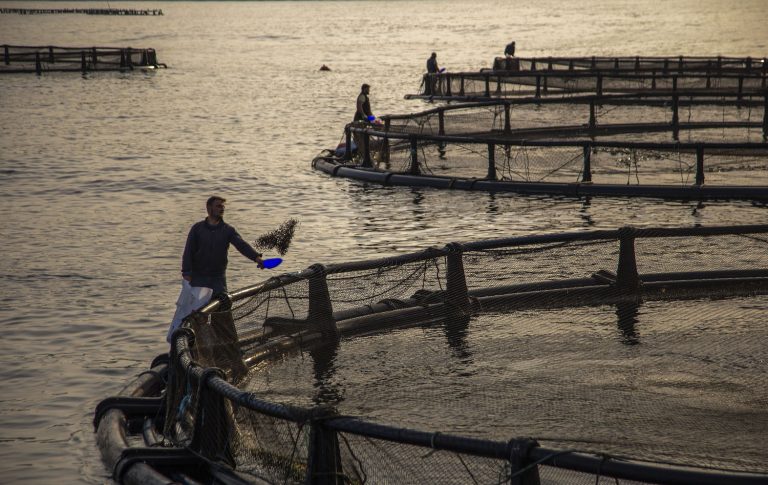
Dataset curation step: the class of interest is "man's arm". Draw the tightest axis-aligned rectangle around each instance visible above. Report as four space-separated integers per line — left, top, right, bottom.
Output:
230 228 265 268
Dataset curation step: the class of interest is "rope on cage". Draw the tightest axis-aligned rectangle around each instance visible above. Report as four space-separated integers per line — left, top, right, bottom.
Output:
456 451 481 485
282 421 306 485
338 432 369 484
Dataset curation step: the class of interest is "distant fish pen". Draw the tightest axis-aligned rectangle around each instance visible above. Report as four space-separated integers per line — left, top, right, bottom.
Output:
489 55 767 73
0 45 167 74
408 69 768 101
93 224 768 484
314 90 768 200
0 7 163 16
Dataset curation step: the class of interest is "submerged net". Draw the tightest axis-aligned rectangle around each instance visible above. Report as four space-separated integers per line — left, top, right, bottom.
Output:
165 225 768 484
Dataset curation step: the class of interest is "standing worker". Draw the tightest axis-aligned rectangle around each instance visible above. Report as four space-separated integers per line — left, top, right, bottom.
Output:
426 52 441 95
181 195 264 297
504 41 516 57
354 83 374 122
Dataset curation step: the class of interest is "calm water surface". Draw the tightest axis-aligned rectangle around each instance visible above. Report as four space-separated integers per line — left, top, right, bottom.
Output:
1 1 767 482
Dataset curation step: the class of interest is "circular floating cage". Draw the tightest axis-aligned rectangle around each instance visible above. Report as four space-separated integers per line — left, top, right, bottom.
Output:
407 55 767 101
314 92 768 200
94 224 768 484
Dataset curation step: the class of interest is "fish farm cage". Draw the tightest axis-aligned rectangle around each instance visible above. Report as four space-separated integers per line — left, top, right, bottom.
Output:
407 55 766 101
94 224 768 484
409 70 768 101
313 90 768 200
489 55 767 73
0 44 167 74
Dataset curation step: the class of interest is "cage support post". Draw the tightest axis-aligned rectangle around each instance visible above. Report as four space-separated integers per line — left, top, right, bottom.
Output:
445 243 471 318
81 51 87 73
3 45 8 65
738 76 743 100
445 73 452 96
35 51 41 75
126 47 133 69
459 77 465 96
438 110 445 136
189 368 234 467
307 264 338 339
671 93 680 140
91 47 97 67
487 143 497 180
695 145 705 185
344 126 352 161
588 102 596 133
616 227 640 291
504 103 511 133
508 438 542 485
307 417 343 485
582 144 592 182
361 131 372 168
535 75 541 98
48 46 54 63
596 74 603 96
763 94 768 140
409 136 420 175
484 74 490 97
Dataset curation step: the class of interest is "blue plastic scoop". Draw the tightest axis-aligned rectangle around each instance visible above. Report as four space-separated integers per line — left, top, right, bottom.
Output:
262 258 283 269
